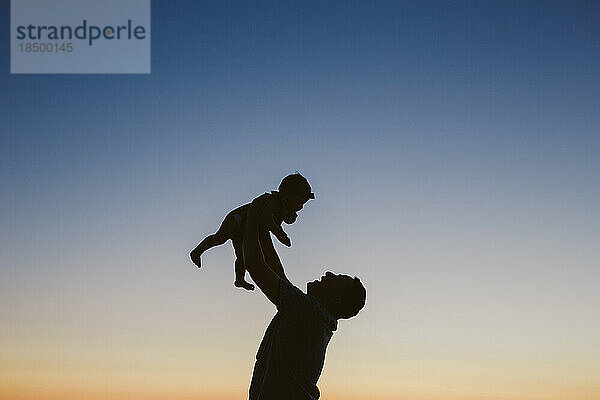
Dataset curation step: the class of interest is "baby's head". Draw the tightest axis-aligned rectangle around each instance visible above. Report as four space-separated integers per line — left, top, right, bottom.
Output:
278 173 314 223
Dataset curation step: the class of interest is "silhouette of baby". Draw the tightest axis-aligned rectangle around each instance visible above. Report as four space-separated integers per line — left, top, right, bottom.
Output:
190 173 314 290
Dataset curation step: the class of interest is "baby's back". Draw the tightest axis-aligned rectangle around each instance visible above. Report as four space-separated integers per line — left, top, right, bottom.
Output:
227 192 273 240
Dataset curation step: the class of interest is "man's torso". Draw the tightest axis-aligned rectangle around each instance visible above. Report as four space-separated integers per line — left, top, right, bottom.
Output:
249 279 337 400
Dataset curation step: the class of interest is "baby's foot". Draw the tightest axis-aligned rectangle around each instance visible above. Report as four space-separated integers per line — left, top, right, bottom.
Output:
235 279 255 291
190 250 202 268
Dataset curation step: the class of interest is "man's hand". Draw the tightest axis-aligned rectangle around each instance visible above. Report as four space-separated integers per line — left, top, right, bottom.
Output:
259 230 288 281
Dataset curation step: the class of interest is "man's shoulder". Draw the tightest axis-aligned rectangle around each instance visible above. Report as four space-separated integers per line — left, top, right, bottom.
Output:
279 279 338 332
278 279 322 321
278 279 310 309
279 278 306 297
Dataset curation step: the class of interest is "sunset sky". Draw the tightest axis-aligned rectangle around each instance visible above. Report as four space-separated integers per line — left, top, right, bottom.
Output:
1 1 599 399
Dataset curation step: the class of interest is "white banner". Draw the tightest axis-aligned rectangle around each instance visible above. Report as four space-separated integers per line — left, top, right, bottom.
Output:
11 0 151 73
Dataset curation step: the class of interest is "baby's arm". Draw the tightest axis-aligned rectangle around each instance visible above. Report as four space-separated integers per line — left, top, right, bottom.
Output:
260 199 291 247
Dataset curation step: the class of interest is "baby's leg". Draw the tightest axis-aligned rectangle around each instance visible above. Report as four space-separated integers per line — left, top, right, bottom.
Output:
232 238 254 291
190 214 236 268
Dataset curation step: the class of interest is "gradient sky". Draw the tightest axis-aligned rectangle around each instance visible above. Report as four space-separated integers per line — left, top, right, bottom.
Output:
1 1 599 399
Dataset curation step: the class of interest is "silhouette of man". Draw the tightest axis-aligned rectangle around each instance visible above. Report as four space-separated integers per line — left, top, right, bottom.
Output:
242 195 367 399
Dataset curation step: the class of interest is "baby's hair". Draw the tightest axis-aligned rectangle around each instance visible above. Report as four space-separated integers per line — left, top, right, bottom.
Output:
278 172 315 200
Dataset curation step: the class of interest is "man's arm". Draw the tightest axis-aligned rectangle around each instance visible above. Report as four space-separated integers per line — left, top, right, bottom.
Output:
243 198 280 305
259 230 288 282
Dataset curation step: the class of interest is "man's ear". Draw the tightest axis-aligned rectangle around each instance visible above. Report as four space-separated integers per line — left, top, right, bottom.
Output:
331 293 342 309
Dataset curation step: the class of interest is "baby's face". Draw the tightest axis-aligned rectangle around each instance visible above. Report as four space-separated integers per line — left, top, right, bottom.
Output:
282 212 297 224
281 194 309 224
286 194 307 212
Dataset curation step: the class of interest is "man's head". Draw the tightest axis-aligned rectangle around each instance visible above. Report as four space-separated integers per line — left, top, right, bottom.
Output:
278 173 315 224
307 271 366 320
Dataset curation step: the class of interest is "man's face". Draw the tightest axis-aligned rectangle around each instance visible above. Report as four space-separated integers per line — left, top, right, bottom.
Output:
307 271 355 299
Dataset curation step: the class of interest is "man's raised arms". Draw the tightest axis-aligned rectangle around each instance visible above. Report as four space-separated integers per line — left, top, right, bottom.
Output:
243 197 281 305
259 228 288 282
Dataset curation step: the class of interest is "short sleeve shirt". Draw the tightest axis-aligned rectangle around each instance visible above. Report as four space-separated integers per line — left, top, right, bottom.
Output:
249 279 338 400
